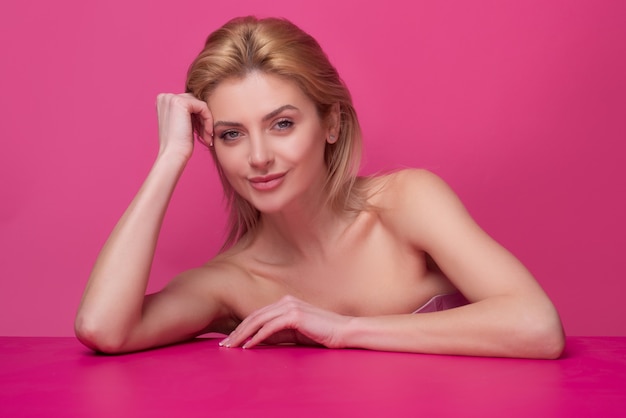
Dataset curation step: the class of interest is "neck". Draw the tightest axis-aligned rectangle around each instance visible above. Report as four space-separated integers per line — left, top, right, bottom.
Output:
257 197 350 263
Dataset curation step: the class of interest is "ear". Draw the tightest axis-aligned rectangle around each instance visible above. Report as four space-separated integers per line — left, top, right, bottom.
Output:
326 103 340 144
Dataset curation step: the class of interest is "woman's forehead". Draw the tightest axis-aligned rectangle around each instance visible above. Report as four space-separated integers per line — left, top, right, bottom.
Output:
208 72 315 120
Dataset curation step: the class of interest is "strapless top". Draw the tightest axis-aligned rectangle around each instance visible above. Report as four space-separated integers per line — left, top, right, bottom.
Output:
413 292 469 314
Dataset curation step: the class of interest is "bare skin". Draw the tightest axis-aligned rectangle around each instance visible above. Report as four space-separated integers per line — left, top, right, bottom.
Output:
75 72 565 358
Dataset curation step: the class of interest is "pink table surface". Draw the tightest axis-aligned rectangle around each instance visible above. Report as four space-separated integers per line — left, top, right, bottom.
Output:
1 336 625 417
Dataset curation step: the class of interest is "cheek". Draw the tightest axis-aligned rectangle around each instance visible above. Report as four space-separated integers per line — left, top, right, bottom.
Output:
285 130 326 161
214 147 240 171
213 149 244 187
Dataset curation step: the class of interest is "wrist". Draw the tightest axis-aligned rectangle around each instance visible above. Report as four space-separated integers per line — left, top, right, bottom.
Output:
339 316 401 351
156 146 192 167
339 316 364 349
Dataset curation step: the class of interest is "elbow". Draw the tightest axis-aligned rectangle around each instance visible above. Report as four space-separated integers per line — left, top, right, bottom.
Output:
528 325 565 360
74 314 128 355
517 309 566 360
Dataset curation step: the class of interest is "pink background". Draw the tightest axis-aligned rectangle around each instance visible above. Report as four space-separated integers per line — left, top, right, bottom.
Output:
1 0 624 337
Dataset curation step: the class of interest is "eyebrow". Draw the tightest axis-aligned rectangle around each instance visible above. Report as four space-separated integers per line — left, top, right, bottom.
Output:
213 104 299 129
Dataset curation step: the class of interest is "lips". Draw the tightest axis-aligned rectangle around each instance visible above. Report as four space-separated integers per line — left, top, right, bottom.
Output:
248 172 286 191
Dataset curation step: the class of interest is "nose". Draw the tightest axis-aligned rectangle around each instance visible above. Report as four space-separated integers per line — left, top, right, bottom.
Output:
248 135 274 169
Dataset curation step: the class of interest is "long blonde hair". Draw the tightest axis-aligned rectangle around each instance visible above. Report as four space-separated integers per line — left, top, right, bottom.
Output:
186 16 365 250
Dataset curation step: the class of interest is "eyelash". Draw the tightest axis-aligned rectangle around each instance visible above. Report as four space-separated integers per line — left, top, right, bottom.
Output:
275 118 294 130
218 130 241 141
217 119 294 142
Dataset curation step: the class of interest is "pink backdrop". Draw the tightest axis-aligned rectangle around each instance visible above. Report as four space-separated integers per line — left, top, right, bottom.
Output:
1 0 624 337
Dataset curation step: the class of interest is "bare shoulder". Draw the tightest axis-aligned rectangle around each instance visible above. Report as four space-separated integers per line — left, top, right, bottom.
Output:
361 168 468 244
363 168 456 212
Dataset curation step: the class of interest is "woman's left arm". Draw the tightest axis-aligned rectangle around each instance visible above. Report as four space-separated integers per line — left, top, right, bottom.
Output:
341 169 565 358
221 169 565 358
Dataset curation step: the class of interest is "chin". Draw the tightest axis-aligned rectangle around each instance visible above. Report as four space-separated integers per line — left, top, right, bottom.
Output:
250 199 289 214
248 191 307 215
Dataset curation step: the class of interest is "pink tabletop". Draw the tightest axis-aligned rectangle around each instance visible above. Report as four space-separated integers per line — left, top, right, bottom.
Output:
1 336 625 417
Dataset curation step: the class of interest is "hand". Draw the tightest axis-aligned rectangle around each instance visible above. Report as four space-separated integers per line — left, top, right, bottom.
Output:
156 93 213 161
219 296 352 349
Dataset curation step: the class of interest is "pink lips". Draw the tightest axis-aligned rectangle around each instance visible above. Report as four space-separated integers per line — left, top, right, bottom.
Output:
248 172 286 191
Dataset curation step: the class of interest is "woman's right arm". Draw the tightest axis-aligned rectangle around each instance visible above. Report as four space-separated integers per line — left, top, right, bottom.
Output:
75 94 222 353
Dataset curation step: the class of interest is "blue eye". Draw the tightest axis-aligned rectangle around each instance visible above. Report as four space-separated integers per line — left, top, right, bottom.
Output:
219 130 241 142
275 119 293 130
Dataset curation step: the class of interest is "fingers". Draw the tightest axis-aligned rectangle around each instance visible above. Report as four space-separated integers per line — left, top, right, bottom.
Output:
242 302 322 348
241 315 298 349
185 96 214 140
220 297 297 348
219 296 347 349
156 93 213 146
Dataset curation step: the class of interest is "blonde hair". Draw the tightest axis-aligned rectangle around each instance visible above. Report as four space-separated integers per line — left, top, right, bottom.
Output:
186 16 365 250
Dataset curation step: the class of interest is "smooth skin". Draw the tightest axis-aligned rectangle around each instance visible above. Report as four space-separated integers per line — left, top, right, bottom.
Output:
75 72 565 358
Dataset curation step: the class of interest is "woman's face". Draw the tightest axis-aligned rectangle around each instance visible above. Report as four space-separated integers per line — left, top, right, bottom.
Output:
208 71 331 214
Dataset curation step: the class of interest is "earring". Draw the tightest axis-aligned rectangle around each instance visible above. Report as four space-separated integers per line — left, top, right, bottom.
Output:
209 132 214 147
328 134 337 144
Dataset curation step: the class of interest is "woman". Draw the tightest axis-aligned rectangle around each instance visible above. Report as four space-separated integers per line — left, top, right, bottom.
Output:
75 16 565 358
